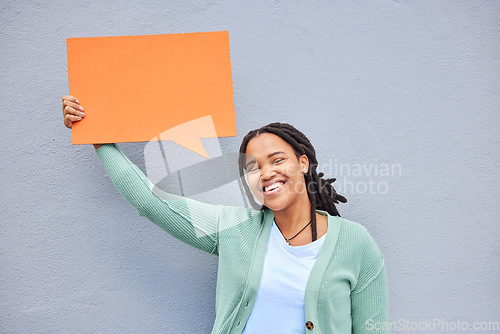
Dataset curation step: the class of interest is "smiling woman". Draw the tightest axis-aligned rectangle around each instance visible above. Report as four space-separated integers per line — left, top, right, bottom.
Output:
63 96 389 333
236 123 388 333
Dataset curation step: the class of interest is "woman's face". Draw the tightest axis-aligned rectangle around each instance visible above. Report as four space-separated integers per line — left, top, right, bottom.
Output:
244 133 309 212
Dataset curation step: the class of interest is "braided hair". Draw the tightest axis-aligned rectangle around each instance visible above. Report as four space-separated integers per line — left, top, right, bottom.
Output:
238 122 347 241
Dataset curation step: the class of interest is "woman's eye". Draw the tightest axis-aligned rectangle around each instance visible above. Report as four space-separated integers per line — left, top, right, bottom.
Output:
247 166 259 173
273 158 284 164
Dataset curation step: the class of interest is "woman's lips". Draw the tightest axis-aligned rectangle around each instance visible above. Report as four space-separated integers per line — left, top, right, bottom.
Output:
263 181 285 196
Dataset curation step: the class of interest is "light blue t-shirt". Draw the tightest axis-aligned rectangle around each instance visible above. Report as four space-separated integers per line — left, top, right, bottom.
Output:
242 219 327 333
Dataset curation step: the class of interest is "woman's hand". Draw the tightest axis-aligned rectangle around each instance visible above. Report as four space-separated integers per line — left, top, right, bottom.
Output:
62 95 84 128
62 95 104 150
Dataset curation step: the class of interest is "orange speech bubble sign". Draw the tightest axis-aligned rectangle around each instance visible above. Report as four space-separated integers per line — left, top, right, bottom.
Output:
67 31 236 158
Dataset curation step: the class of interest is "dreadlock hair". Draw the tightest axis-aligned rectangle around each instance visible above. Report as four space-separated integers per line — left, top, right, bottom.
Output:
238 122 347 242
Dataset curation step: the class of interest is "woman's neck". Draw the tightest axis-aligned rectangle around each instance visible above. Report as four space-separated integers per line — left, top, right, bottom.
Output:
272 195 313 236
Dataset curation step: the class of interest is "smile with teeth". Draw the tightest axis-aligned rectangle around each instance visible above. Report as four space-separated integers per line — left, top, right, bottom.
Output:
263 181 285 194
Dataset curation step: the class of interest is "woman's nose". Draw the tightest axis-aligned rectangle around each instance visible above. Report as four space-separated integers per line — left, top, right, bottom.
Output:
260 164 276 181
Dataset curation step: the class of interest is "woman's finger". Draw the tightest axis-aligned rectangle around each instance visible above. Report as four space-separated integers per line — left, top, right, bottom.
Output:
62 95 79 104
64 113 83 129
62 95 80 115
62 100 84 116
63 100 83 111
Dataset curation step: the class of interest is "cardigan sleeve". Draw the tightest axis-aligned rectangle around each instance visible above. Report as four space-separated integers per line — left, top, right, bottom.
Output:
95 143 220 255
350 226 389 334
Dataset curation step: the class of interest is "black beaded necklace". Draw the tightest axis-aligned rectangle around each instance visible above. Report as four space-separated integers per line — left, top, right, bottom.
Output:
275 220 312 245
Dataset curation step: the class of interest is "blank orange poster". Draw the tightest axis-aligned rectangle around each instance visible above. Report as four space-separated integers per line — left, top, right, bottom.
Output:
67 31 236 154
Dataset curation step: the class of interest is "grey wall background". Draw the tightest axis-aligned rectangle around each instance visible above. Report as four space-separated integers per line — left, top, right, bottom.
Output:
1 1 498 333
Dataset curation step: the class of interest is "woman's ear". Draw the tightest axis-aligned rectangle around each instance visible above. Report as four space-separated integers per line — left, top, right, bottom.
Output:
299 154 309 174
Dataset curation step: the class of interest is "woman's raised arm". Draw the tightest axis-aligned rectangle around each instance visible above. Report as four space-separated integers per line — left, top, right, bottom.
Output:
63 95 221 254
95 143 221 254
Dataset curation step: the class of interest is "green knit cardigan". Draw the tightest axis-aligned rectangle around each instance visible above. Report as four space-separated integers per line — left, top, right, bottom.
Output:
96 143 389 334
